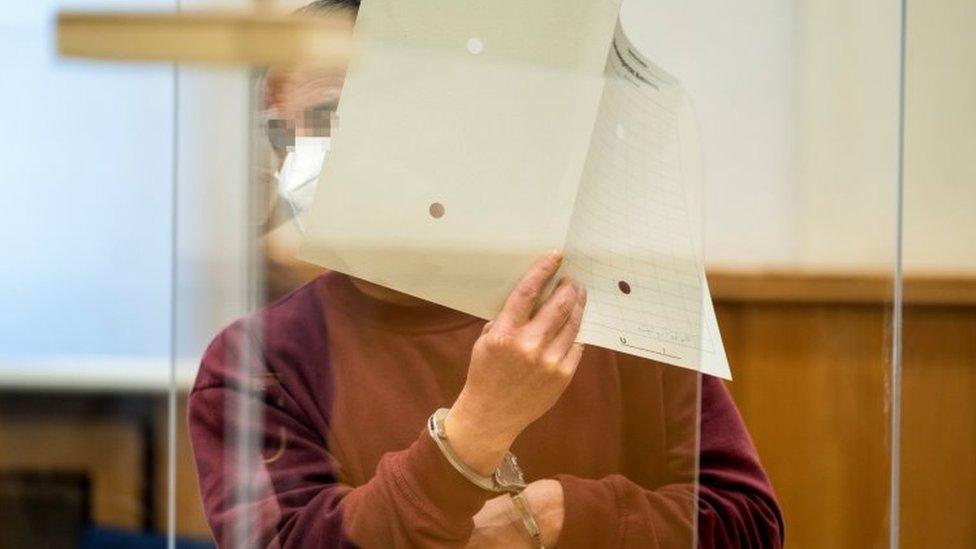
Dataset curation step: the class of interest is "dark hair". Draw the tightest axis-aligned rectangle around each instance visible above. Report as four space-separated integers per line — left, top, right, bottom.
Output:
299 0 361 14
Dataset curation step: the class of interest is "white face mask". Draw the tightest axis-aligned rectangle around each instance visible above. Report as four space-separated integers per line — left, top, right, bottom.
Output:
275 136 331 233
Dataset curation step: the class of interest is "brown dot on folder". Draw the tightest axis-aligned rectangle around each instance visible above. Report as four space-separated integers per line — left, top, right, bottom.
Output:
429 202 445 219
618 280 632 295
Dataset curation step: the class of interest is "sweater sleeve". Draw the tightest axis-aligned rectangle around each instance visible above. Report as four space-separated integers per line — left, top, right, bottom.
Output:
187 325 493 549
555 374 785 548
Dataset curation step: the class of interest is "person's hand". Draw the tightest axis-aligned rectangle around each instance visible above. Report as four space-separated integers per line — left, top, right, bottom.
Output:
467 479 565 548
445 251 587 476
466 493 532 549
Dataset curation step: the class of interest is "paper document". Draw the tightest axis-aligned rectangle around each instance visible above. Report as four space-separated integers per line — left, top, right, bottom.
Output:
299 0 731 379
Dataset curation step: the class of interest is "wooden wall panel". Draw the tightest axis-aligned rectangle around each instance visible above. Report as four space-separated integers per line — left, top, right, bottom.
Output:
716 302 894 548
0 418 143 529
900 307 976 549
717 300 976 549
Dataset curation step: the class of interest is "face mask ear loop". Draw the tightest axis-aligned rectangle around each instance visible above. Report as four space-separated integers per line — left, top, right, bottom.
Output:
291 207 307 235
274 150 298 230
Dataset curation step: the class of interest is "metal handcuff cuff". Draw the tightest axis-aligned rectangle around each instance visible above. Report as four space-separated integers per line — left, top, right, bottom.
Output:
428 407 546 548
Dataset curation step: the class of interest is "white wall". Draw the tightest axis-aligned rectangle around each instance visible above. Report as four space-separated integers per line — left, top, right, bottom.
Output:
621 0 976 274
903 0 976 275
622 0 804 270
0 0 176 359
0 0 254 372
173 0 254 359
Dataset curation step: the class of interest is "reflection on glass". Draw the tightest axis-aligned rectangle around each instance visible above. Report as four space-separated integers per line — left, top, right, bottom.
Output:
14 0 974 546
186 1 780 548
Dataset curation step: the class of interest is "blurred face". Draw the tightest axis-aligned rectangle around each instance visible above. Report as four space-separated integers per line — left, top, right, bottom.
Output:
265 66 346 160
261 66 345 270
263 64 421 306
263 65 347 236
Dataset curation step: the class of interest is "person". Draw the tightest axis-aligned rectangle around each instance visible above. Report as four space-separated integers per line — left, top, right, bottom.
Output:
188 1 785 547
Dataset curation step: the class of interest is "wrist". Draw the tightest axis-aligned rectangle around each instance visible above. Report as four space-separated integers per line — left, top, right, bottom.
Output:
444 399 518 477
524 480 564 547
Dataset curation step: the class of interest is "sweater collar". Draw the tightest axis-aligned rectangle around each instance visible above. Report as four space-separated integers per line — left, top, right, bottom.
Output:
316 271 481 334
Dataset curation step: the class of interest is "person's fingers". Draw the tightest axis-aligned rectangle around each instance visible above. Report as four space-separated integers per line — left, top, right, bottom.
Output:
524 277 578 344
557 343 585 378
496 251 563 327
540 286 586 365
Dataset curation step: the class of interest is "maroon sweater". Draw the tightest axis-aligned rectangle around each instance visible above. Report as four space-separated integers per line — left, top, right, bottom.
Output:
188 272 784 548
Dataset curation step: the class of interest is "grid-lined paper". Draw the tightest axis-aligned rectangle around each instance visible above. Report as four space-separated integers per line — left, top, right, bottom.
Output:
563 25 730 378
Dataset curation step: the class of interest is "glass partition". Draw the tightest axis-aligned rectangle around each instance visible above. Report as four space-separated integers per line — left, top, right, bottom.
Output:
0 1 179 546
624 0 904 547
1 0 937 548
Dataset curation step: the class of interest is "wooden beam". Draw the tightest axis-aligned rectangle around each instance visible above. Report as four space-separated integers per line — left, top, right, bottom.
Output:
57 10 355 67
708 270 976 306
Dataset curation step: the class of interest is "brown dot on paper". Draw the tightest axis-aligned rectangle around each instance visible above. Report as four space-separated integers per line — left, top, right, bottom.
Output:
429 202 445 219
618 280 632 295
